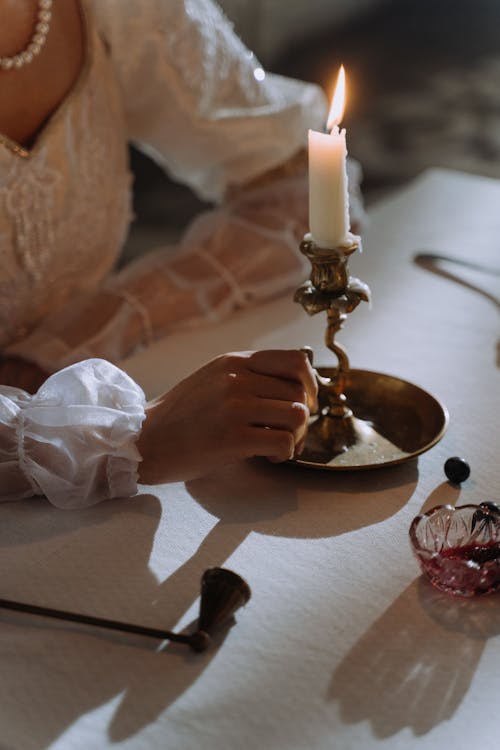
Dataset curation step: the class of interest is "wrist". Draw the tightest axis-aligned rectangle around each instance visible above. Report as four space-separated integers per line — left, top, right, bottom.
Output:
0 355 49 393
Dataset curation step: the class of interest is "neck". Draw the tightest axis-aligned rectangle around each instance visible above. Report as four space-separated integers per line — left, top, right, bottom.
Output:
0 2 37 57
0 1 53 71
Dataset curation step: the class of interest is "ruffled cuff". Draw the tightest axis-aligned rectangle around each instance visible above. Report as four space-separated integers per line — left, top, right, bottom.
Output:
1 359 146 508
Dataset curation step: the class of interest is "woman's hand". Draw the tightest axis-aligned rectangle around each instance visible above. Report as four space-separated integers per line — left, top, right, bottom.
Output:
0 356 48 394
137 349 318 484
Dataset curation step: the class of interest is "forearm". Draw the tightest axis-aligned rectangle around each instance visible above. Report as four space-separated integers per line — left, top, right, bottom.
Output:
5 178 308 370
6 156 364 373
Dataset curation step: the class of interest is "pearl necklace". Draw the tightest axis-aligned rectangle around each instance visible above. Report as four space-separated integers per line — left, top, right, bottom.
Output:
0 0 53 71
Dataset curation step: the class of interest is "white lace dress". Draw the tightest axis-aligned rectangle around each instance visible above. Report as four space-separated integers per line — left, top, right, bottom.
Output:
0 0 328 507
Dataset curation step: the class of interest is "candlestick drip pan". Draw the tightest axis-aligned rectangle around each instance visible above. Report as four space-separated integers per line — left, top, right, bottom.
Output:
292 367 448 470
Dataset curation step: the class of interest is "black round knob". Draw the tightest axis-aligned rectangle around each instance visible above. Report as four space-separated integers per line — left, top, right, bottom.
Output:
479 501 500 514
188 630 211 653
444 456 470 484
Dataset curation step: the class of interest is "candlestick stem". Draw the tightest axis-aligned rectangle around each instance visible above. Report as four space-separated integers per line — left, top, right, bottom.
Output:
294 235 368 419
292 237 448 469
324 307 351 417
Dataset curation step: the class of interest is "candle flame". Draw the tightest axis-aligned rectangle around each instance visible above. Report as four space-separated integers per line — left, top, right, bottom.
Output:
327 65 346 131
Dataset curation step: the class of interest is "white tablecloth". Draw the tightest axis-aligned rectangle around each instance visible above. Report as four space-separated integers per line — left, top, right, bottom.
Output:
1 168 499 750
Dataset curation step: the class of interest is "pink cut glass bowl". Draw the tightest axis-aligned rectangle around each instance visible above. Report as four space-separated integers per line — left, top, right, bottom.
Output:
409 504 500 597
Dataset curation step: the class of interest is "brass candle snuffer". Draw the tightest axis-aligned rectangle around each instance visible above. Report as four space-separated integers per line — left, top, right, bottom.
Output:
0 568 251 653
292 234 449 470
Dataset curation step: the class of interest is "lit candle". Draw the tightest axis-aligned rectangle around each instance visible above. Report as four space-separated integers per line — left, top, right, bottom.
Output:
308 66 355 249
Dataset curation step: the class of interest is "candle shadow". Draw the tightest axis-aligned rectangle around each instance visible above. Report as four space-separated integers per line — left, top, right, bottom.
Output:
0 456 418 748
328 481 498 737
186 456 418 542
172 457 420 626
329 576 500 737
0 494 224 749
418 479 462 515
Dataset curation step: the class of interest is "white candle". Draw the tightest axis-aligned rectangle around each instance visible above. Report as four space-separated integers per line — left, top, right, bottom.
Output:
308 66 353 249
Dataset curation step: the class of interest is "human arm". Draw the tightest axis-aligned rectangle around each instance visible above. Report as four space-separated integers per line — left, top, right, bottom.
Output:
90 0 326 202
137 348 318 483
0 351 317 507
4 0 363 373
5 158 364 375
0 356 49 395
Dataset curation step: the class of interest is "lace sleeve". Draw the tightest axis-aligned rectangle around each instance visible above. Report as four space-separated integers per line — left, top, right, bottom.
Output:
5 159 364 370
90 0 327 201
0 360 146 508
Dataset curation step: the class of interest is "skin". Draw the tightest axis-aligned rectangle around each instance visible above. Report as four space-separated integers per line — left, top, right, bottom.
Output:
0 0 84 391
0 0 83 145
137 350 318 483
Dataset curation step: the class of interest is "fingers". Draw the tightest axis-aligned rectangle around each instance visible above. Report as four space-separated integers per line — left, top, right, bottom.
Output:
203 350 320 465
239 371 308 406
217 349 318 461
244 349 318 410
138 349 318 483
248 397 308 434
229 398 308 463
242 426 296 463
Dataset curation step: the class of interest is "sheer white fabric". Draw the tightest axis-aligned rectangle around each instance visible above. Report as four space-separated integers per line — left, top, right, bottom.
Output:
0 0 344 506
0 1 132 352
0 360 145 508
2 0 328 365
91 0 326 203
8 171 324 370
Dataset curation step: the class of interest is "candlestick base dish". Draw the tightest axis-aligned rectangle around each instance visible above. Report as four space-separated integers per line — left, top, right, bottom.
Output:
292 367 448 470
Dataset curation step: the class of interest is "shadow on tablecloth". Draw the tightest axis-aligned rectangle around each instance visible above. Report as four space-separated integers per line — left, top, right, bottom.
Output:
328 480 500 737
0 494 222 748
0 455 418 748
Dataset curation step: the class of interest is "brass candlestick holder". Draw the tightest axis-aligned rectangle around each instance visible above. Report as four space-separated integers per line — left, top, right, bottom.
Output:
293 234 448 470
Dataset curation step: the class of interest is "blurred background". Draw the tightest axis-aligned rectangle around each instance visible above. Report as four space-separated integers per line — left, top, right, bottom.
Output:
125 0 500 259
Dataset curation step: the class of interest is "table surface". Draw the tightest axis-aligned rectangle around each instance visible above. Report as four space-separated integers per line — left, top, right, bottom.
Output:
1 168 499 750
